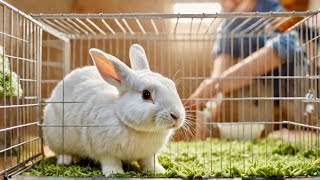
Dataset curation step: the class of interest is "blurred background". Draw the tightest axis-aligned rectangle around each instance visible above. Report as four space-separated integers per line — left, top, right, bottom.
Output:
4 0 320 14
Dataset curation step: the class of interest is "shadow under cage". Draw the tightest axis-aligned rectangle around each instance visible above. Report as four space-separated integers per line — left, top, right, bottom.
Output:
1 1 320 178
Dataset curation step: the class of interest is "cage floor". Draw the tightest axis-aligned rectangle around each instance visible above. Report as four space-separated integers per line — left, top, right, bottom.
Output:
19 136 320 179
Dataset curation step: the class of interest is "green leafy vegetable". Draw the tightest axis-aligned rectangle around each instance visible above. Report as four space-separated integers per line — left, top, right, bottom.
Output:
0 46 23 97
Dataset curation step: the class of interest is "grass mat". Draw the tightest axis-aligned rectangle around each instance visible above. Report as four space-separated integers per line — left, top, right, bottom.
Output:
23 138 320 178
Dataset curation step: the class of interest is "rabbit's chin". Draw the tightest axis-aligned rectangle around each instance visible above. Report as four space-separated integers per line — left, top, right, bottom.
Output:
118 118 174 133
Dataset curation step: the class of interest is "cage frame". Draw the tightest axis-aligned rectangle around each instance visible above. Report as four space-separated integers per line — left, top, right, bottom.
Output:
1 0 320 178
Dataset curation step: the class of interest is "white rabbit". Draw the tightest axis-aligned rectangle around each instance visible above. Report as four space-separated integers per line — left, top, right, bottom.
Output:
43 44 185 176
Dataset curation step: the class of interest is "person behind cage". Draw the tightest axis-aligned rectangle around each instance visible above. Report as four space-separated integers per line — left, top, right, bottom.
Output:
182 0 310 140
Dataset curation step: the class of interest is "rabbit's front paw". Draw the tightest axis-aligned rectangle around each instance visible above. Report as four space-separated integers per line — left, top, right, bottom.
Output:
57 154 81 165
102 165 124 177
139 157 166 174
57 154 73 165
142 163 165 174
101 157 124 177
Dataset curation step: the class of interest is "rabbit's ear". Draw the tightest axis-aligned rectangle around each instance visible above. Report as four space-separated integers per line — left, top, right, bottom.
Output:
89 48 132 89
129 44 150 71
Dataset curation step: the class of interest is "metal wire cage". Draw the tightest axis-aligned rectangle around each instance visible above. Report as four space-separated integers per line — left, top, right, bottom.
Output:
33 12 320 136
2 0 320 178
0 1 43 178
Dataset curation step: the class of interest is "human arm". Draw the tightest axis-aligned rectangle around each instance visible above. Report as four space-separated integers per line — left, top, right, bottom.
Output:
186 47 282 111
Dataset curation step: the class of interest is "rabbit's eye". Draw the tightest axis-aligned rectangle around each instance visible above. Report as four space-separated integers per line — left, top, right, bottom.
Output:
142 90 152 101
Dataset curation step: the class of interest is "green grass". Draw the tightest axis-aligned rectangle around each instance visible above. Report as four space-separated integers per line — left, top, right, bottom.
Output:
23 138 320 178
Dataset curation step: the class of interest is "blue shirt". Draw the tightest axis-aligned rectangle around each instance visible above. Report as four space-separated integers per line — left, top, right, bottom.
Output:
212 0 284 59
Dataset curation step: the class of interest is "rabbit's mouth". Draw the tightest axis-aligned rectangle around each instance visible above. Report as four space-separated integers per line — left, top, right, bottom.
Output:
167 118 184 130
170 124 179 129
170 121 184 130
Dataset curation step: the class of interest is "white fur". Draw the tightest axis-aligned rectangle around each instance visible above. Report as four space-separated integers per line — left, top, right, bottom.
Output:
43 44 185 176
129 44 150 71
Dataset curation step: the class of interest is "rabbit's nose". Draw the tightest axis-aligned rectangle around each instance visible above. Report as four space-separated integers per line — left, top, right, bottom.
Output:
170 113 180 121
